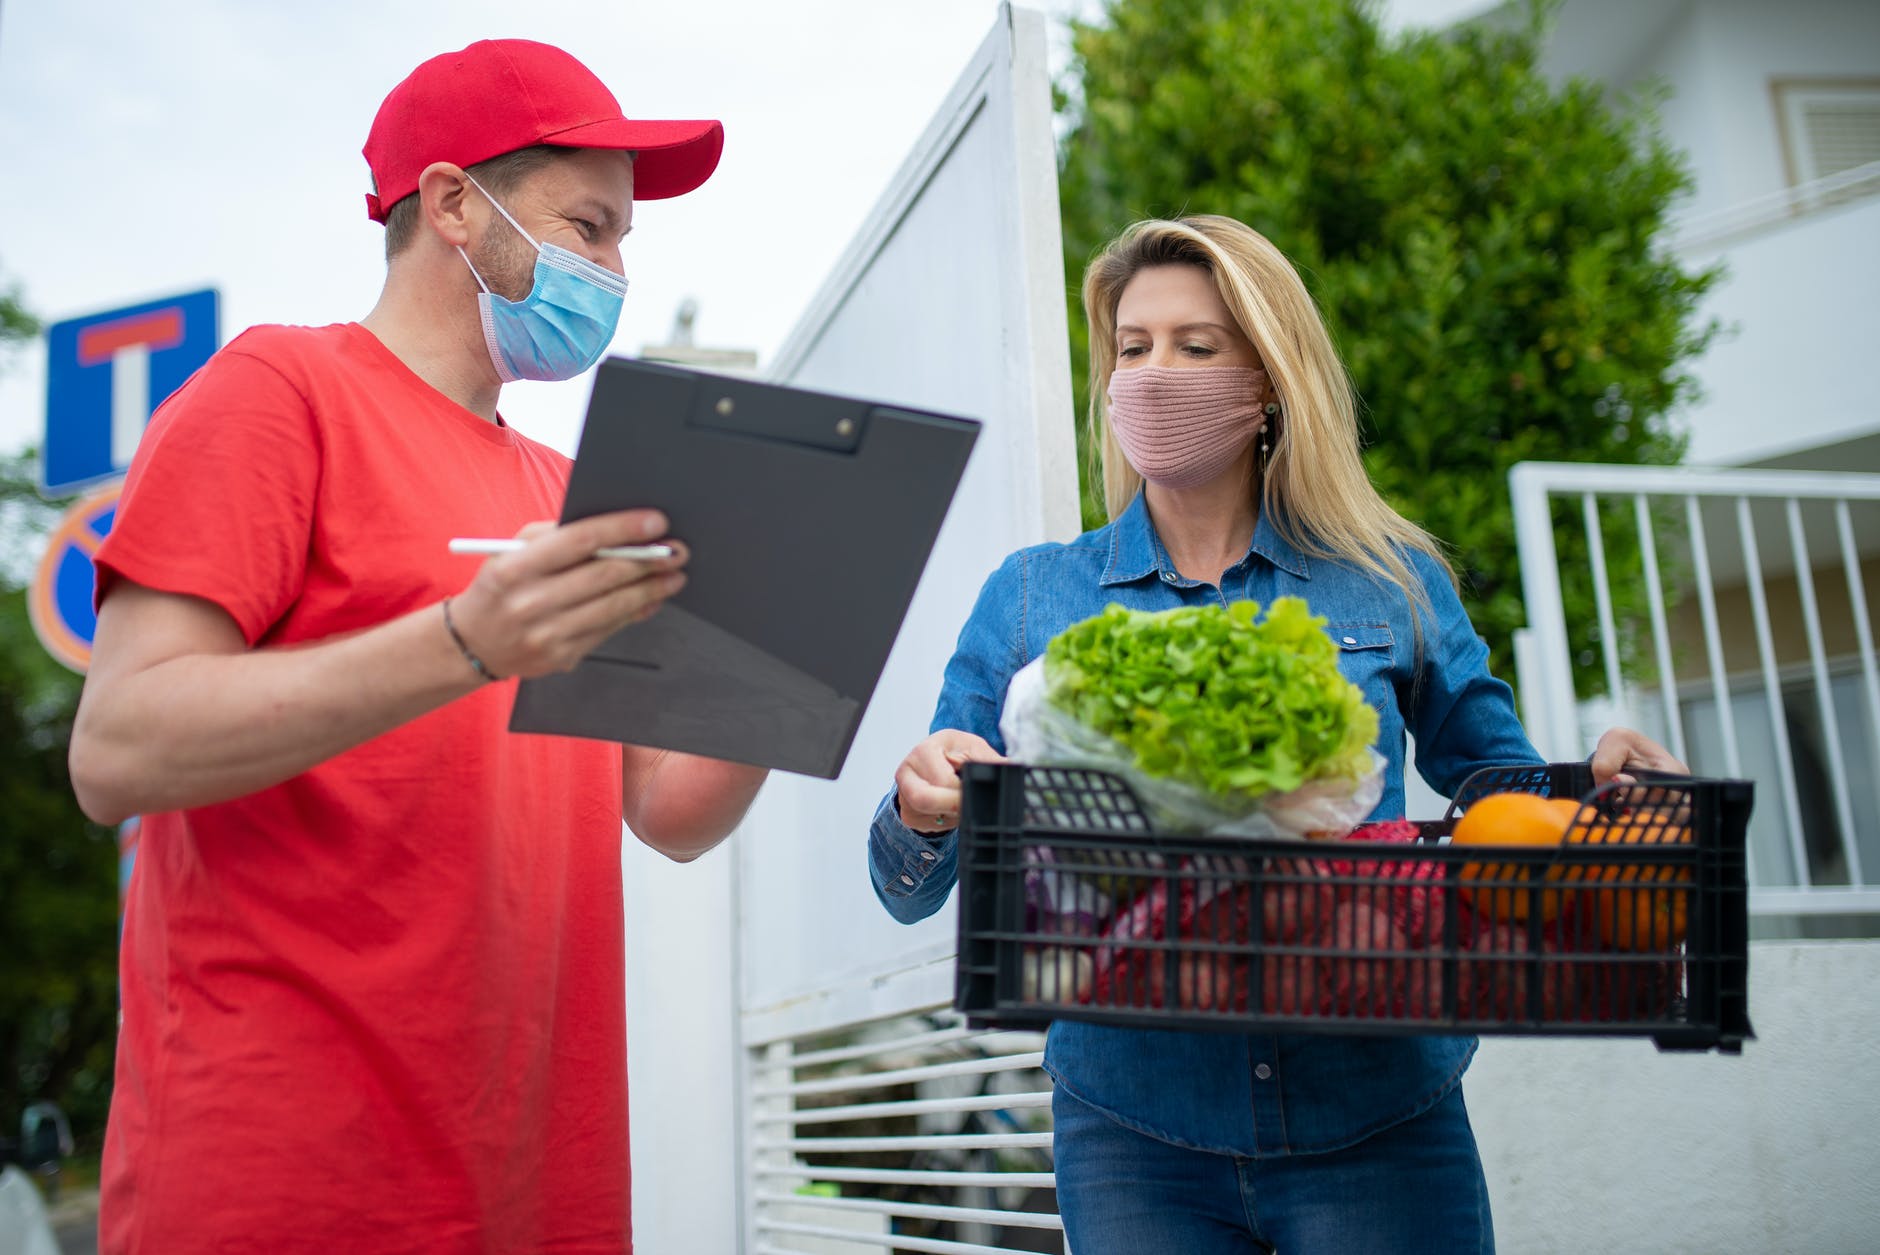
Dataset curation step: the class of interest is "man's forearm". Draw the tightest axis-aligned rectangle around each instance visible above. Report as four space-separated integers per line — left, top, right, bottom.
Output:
626 749 769 861
71 600 480 824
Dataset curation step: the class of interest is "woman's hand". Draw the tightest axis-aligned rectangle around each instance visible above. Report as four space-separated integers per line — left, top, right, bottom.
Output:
895 730 1005 833
1590 727 1689 785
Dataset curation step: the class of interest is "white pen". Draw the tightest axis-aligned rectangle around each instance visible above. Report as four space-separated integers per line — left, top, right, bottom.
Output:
448 537 675 561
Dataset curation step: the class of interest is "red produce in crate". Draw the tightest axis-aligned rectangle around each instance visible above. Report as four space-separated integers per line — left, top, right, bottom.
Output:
1260 858 1339 944
1323 900 1407 1019
1457 921 1571 1022
1093 821 1454 1018
1339 819 1453 945
1261 952 1329 1017
1092 876 1256 1013
1319 898 1447 1021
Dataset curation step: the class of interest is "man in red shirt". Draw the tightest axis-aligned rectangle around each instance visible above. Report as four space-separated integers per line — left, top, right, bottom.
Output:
69 40 757 1254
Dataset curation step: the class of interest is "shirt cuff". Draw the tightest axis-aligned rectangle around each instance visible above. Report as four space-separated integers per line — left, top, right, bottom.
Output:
869 787 957 908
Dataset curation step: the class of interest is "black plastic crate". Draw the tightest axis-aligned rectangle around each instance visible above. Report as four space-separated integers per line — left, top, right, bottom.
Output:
954 762 1753 1053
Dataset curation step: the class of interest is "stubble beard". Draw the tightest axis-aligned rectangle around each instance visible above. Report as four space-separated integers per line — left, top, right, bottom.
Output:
469 215 538 304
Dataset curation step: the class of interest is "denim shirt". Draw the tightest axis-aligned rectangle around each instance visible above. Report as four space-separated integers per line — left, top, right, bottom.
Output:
867 492 1542 1157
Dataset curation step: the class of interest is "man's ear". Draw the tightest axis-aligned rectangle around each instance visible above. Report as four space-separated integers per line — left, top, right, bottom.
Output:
416 162 476 250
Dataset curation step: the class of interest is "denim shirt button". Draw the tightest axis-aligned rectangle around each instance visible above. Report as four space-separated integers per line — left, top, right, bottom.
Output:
1342 635 1357 645
1254 1063 1274 1080
919 851 937 861
899 874 916 886
1160 571 1177 583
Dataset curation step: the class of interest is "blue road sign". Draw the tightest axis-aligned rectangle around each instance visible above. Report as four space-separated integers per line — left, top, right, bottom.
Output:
42 289 218 495
29 483 121 673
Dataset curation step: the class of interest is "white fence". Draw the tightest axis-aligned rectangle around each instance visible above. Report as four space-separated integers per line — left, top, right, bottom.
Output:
748 1019 1060 1255
1510 461 1880 920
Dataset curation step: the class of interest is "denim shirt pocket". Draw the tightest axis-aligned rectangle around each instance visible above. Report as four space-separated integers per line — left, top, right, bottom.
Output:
1326 622 1407 817
1326 622 1394 681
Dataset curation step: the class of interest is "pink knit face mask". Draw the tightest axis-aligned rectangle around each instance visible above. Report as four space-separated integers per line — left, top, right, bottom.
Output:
1106 365 1270 488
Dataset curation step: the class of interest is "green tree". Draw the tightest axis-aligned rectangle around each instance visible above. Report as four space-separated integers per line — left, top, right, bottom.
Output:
0 276 120 1153
1057 0 1718 682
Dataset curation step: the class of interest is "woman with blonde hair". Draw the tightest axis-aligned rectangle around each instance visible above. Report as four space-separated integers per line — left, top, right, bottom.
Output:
867 215 1680 1251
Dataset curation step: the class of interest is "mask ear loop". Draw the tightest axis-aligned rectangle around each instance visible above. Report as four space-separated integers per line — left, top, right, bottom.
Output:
456 171 537 298
462 171 544 250
457 245 495 295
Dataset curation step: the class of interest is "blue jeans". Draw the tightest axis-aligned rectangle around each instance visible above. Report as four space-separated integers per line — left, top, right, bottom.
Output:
1051 1081 1494 1254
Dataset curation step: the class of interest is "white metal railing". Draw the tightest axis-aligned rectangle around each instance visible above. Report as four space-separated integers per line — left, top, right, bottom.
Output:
1510 461 1880 920
1668 159 1880 255
747 1011 1062 1254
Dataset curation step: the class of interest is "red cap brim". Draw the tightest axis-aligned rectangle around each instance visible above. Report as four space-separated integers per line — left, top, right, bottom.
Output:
541 117 724 200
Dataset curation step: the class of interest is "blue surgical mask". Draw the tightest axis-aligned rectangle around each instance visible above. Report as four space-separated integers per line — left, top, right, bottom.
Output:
457 173 628 383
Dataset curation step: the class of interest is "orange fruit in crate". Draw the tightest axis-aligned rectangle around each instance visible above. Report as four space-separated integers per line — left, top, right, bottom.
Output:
1452 793 1578 923
1568 820 1695 950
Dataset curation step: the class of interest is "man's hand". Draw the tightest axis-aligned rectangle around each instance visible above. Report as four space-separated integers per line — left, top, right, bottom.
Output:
70 508 690 825
445 510 687 678
895 730 1005 834
1590 727 1689 786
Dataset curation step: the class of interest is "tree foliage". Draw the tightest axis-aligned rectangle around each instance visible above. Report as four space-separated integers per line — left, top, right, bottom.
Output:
1056 0 1719 681
0 278 120 1151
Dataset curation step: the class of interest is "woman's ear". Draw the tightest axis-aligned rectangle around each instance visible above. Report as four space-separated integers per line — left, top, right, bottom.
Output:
416 162 475 250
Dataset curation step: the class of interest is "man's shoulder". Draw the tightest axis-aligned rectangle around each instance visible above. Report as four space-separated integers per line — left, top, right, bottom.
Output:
218 322 357 372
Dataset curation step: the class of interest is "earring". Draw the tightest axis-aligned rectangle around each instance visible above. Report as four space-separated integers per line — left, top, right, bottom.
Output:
1261 401 1279 466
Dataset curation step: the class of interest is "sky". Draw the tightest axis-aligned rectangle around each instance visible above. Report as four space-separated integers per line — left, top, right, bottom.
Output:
0 0 1109 463
0 0 1489 472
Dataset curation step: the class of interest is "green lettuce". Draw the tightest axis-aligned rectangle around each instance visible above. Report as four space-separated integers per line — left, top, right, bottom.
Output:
1041 598 1379 801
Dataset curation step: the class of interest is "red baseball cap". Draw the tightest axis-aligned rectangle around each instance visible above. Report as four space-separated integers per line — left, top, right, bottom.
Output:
363 39 723 223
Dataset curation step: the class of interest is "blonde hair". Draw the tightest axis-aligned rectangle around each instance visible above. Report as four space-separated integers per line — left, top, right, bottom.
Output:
1082 215 1454 628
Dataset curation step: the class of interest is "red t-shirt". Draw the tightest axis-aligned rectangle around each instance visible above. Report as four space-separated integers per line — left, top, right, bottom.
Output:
94 323 630 1254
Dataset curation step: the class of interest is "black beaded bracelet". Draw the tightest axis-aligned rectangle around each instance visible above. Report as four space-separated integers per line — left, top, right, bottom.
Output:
441 597 500 682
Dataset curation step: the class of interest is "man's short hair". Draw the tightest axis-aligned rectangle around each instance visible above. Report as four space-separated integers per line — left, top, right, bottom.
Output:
382 145 569 262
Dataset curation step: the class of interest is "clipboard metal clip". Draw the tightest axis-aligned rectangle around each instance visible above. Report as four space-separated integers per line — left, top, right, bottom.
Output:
689 377 869 454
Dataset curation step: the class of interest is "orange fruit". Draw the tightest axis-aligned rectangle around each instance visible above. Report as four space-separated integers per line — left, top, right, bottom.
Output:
1568 820 1694 950
1452 792 1577 924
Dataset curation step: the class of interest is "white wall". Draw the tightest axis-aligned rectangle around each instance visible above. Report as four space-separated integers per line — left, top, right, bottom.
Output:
1682 1 1879 212
1636 2 1739 223
622 839 740 1254
1680 194 1880 466
1647 1 1880 467
735 3 1077 1047
1379 0 1503 33
620 10 1074 1252
1536 0 1880 219
1471 940 1880 1254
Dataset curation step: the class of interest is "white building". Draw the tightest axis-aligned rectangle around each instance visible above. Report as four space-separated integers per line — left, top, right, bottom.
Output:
1509 0 1880 471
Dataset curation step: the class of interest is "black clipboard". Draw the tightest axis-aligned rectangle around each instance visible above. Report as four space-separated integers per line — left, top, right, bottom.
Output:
508 358 981 778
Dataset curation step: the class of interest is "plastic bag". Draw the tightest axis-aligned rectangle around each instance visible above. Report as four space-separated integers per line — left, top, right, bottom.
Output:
1000 657 1384 840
